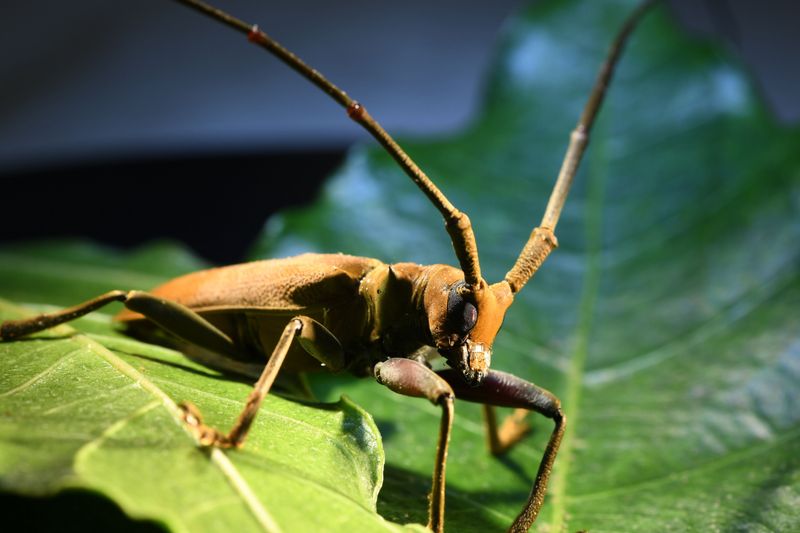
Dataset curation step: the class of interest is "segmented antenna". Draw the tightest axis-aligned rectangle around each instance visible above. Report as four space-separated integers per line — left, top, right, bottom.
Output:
175 0 484 289
504 0 658 294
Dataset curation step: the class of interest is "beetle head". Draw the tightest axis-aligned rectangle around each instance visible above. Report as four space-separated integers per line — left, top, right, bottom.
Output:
422 266 514 386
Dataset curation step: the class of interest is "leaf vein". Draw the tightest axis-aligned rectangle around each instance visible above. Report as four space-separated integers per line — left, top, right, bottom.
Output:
569 425 800 502
585 264 798 386
75 399 161 462
0 346 81 397
64 333 282 532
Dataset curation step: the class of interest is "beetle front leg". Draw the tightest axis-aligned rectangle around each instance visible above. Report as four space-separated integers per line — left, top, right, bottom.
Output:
437 368 565 533
373 358 454 533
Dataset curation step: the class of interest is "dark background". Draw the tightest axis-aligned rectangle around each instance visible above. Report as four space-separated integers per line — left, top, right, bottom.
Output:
1 0 798 264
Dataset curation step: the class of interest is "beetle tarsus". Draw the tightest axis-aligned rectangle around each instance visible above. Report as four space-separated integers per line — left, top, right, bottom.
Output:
179 401 226 447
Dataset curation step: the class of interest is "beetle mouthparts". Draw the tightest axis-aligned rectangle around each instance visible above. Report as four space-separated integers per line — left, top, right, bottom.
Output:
441 344 489 387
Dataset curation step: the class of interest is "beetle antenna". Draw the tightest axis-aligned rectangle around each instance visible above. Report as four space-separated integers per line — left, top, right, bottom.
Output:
174 0 484 289
503 0 658 294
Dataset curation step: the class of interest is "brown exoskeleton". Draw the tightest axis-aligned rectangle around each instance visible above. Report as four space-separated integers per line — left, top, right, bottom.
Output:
0 0 658 531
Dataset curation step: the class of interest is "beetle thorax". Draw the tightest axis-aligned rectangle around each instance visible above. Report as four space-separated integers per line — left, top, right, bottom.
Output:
357 263 436 360
360 263 514 385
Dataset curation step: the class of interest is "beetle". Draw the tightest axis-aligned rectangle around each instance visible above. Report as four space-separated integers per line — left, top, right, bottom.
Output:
0 0 658 531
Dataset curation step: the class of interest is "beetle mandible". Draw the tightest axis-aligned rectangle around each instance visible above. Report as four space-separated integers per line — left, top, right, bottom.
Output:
0 0 658 531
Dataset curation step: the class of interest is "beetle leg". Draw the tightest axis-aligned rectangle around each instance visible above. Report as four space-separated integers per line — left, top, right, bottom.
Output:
1 295 346 450
437 368 565 533
482 405 531 456
0 290 243 357
373 358 454 533
186 318 301 447
1 290 128 340
183 315 344 448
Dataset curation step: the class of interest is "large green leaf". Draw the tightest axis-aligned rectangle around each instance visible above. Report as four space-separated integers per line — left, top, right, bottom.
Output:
2 0 799 532
253 0 800 531
0 242 423 532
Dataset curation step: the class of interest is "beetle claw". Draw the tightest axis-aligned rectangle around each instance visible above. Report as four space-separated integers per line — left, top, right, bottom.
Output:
179 401 203 426
179 401 234 447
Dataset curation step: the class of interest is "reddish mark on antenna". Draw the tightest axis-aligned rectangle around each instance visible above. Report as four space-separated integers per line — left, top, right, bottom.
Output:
248 25 265 44
347 102 365 120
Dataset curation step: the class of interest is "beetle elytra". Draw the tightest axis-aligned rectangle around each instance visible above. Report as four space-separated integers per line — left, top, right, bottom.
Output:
0 0 658 531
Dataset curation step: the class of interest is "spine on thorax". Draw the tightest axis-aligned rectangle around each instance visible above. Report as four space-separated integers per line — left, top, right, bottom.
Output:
358 262 444 365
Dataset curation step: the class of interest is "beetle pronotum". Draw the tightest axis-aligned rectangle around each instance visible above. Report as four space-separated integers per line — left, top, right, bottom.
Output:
0 0 658 531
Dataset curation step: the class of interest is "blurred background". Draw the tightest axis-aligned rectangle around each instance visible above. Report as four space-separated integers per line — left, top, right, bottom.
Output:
1 0 798 264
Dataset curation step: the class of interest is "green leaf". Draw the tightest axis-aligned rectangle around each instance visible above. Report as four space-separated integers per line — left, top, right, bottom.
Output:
0 243 424 532
253 0 800 531
2 1 800 532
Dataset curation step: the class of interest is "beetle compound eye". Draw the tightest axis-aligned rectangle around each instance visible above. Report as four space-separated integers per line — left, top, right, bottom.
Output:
447 285 478 336
462 301 477 331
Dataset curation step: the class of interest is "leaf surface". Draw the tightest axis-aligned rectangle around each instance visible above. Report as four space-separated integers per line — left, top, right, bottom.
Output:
0 243 422 532
3 0 800 531
254 0 800 530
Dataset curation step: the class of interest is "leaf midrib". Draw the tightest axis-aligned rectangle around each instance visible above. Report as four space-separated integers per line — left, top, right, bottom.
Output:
547 116 609 530
70 333 282 531
82 332 289 532
0 311 281 533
